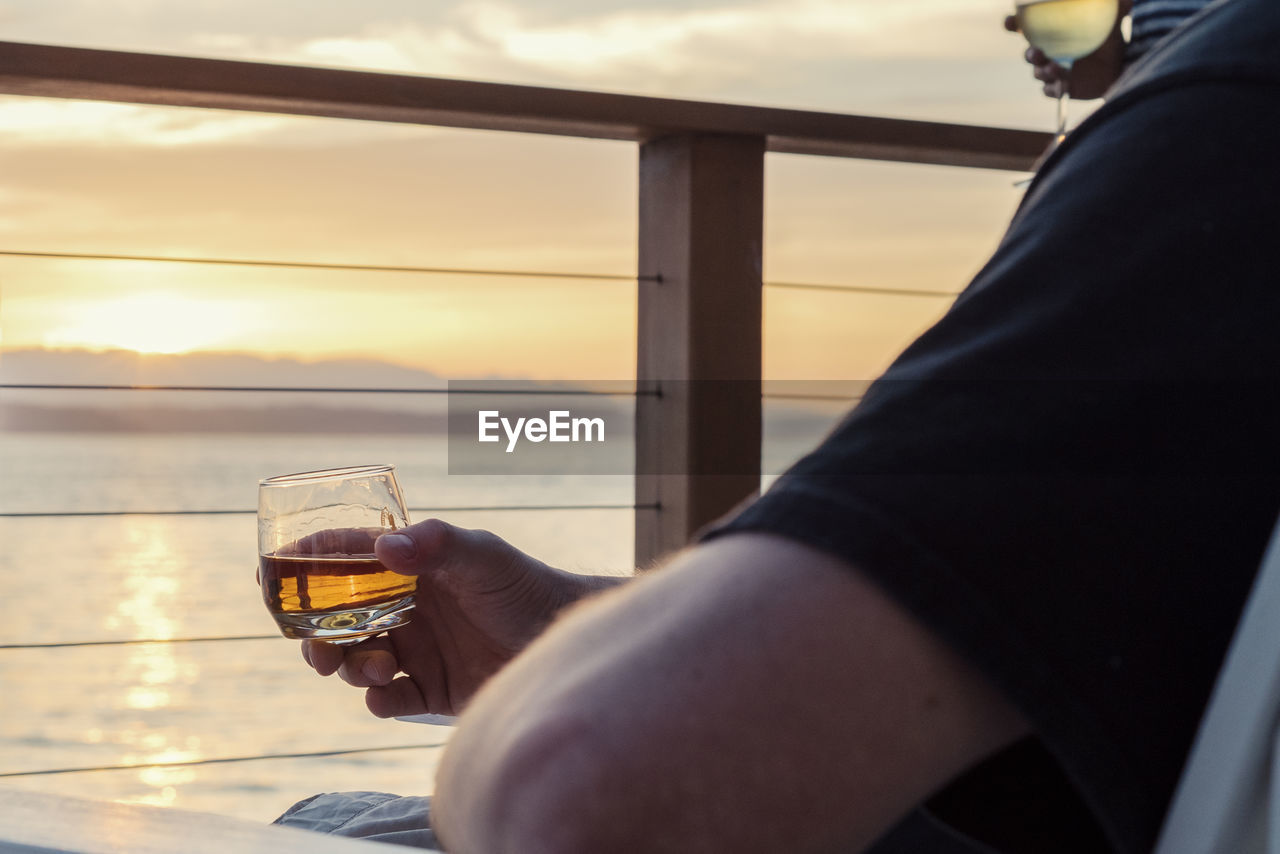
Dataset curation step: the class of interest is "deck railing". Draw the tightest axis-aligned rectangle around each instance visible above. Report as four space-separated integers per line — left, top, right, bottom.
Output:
0 39 1049 802
0 40 1047 565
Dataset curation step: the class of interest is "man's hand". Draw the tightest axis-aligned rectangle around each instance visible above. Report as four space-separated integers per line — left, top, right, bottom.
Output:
1005 0 1131 100
299 519 626 717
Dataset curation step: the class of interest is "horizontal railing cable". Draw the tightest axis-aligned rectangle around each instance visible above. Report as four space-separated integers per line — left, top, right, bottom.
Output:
0 743 450 779
0 250 961 299
0 383 646 395
0 635 280 650
6 386 869 399
763 393 865 402
2 501 651 650
0 249 657 284
764 280 960 298
0 503 657 519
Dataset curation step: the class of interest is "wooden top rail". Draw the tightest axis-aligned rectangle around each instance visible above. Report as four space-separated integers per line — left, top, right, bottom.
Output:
0 41 1047 171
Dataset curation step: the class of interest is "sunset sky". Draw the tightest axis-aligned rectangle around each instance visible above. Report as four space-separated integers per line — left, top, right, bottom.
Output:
0 0 1078 382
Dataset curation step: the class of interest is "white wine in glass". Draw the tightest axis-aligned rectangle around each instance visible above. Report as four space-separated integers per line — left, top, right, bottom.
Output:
1015 0 1119 145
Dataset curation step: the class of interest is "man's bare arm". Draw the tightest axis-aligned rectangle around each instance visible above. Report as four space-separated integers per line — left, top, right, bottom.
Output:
431 533 1028 854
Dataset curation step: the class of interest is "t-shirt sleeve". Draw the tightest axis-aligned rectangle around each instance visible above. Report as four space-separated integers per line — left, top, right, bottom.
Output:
703 80 1280 854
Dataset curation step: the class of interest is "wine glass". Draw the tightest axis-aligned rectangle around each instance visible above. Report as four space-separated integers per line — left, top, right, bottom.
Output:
1015 0 1119 147
258 464 416 644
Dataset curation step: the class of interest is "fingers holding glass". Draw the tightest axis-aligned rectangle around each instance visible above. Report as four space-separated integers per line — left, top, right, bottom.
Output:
1013 0 1119 143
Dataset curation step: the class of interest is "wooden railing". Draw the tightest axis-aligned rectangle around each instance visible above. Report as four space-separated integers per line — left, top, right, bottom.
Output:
0 41 1049 565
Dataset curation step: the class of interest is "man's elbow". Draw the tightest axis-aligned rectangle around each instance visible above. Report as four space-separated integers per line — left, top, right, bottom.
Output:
432 709 625 854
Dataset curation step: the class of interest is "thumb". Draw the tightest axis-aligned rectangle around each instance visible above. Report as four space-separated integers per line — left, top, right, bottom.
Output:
375 518 526 587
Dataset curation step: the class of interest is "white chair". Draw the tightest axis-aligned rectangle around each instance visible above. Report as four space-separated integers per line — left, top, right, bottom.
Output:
1154 515 1280 853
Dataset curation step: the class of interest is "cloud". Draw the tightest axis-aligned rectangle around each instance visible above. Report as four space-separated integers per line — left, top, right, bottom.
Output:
464 0 884 67
0 97 291 146
169 0 1020 99
241 0 1030 123
343 0 1009 74
1 0 1035 137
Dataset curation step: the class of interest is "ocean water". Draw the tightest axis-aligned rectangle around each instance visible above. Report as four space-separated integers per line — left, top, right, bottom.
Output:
0 431 638 823
0 422 834 823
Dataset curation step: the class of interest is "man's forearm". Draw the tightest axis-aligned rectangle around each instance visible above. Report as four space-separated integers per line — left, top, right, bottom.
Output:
571 571 632 595
549 569 631 620
431 534 1027 853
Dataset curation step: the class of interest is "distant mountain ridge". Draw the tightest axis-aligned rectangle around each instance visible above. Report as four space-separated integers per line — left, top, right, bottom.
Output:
0 348 450 390
2 402 446 433
0 348 843 436
0 348 454 432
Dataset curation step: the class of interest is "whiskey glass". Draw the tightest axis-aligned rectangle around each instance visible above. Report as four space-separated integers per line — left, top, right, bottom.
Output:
259 465 415 644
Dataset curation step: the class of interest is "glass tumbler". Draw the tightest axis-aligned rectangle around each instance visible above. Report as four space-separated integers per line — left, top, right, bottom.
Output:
259 465 416 643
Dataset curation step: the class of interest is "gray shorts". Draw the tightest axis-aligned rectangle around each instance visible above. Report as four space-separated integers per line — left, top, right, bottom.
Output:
274 791 442 850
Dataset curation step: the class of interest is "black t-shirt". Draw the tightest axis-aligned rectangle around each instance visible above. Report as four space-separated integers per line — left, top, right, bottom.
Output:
705 1 1280 851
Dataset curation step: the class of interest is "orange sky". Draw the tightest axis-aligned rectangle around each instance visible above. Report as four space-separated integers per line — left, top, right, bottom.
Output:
0 0 1071 382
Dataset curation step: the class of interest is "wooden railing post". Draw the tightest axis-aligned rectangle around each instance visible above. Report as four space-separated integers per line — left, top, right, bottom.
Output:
635 133 765 567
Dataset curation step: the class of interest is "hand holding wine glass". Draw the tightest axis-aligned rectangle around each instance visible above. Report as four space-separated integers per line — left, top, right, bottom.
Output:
1012 0 1123 145
1005 3 1128 101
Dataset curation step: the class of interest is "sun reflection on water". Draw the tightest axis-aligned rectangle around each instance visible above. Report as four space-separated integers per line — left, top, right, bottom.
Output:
128 752 200 807
106 517 181 642
100 517 206 803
